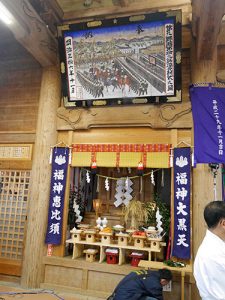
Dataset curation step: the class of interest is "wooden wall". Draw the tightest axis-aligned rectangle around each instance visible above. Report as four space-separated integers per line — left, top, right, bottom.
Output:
0 67 42 145
0 65 42 275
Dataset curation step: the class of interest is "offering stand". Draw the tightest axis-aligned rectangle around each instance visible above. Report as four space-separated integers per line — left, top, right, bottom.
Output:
99 232 113 245
84 230 96 243
66 229 166 264
83 249 99 262
132 235 146 248
70 229 82 242
116 233 129 246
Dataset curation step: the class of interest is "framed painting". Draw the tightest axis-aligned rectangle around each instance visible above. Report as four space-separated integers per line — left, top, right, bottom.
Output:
58 10 182 107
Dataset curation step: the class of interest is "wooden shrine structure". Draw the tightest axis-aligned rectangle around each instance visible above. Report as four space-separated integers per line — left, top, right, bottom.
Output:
0 1 225 299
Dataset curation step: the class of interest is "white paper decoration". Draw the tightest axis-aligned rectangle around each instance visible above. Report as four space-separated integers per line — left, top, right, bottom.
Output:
114 179 125 207
151 170 155 186
156 207 163 237
114 178 133 207
86 171 91 183
123 178 133 206
105 177 110 191
73 202 83 223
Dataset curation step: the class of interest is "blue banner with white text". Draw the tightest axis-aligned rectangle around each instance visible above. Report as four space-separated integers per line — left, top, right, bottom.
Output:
172 147 191 259
45 147 69 245
190 85 225 164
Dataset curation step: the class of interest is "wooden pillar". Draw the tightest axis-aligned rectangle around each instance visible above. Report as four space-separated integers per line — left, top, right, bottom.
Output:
21 66 61 288
191 40 222 300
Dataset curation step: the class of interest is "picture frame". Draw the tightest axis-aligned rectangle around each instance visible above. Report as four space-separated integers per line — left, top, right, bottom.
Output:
58 10 182 108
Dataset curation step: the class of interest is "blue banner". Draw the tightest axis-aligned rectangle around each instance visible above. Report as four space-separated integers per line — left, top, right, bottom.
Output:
45 147 69 245
172 147 191 259
222 165 225 201
190 85 225 164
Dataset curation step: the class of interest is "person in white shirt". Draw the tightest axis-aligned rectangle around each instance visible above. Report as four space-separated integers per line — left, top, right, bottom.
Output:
194 200 225 300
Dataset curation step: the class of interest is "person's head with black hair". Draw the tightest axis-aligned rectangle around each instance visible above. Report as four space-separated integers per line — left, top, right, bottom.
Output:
204 200 225 241
204 200 225 228
158 268 172 286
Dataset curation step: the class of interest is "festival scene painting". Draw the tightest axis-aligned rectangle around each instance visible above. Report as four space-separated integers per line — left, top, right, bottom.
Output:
60 11 181 107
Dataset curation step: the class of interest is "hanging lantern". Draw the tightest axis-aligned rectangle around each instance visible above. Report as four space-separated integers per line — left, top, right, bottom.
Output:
137 161 144 176
91 160 97 174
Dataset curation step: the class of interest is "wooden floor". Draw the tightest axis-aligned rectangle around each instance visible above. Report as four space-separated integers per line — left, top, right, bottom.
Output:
0 282 105 300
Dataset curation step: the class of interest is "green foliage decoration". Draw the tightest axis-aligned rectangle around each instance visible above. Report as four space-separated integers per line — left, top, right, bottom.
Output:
145 193 170 238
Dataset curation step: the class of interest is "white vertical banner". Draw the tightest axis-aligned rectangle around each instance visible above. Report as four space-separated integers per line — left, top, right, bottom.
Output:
165 23 174 95
65 36 77 99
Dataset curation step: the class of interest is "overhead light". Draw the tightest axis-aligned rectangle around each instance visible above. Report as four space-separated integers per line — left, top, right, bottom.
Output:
0 1 13 25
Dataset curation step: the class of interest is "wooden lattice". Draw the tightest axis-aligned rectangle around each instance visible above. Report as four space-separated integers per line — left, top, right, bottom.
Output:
0 170 31 260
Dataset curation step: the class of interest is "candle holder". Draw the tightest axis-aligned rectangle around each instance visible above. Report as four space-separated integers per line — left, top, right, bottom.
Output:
93 198 102 217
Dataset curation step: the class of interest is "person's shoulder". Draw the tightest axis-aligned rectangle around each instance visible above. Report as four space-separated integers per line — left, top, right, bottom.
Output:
144 270 160 281
145 269 158 276
195 243 225 268
195 242 216 258
197 233 219 252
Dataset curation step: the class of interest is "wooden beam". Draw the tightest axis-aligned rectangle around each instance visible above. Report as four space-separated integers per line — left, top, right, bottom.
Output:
45 0 64 20
63 0 191 23
21 66 61 288
30 0 63 36
56 102 192 130
192 0 225 60
1 0 57 67
119 0 130 7
190 38 220 300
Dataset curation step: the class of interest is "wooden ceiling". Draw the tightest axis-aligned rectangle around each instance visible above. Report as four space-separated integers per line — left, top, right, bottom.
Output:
0 20 41 71
1 0 225 80
57 0 192 22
